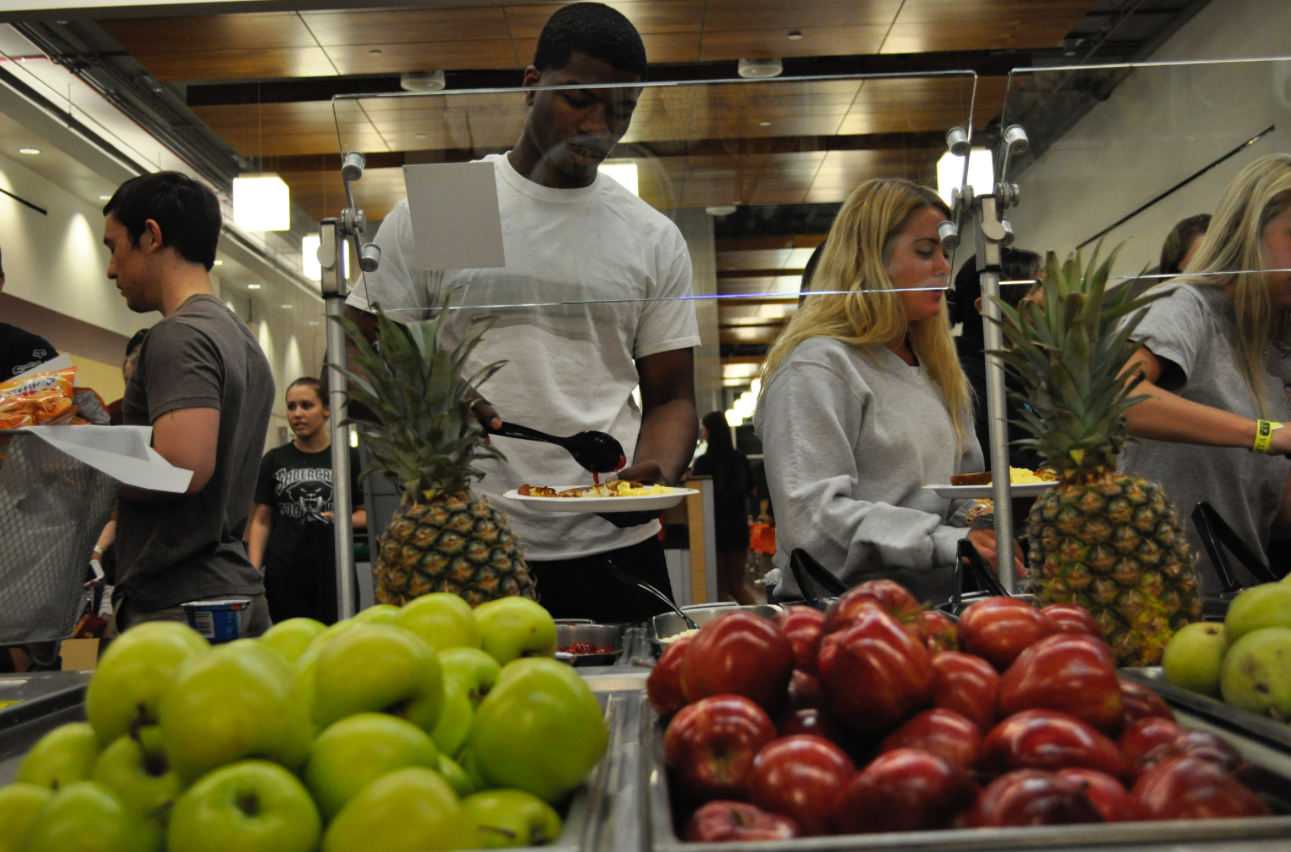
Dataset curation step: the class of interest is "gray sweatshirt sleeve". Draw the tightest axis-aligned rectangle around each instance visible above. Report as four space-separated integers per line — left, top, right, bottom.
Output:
757 360 968 580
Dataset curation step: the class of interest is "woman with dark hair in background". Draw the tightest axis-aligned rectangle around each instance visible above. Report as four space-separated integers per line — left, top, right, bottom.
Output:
692 411 757 604
1161 213 1212 278
948 248 1044 472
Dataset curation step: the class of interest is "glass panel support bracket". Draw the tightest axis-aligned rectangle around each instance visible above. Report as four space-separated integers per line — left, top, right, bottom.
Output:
938 124 1030 594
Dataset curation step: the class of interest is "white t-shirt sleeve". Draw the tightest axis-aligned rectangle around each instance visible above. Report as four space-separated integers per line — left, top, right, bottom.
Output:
345 199 436 322
633 227 701 359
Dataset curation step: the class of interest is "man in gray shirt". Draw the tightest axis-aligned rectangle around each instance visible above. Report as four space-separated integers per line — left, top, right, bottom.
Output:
102 172 274 634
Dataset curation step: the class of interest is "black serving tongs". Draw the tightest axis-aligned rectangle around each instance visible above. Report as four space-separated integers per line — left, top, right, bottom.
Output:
486 421 626 475
788 548 848 611
1191 501 1279 591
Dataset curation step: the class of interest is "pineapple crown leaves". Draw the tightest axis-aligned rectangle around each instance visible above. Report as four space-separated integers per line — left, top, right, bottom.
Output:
328 297 507 503
984 242 1166 480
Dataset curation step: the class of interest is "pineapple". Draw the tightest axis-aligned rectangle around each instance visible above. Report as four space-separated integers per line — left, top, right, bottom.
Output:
334 303 537 607
988 247 1201 666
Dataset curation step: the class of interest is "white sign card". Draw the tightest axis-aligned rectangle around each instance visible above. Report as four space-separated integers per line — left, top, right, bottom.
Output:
402 161 506 271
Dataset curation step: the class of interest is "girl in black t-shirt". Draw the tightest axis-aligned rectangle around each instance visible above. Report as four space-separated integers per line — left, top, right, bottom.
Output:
247 378 365 624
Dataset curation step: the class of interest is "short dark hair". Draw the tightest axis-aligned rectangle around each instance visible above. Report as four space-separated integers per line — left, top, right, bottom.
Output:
533 3 647 80
1159 213 1211 277
103 172 222 271
125 328 149 358
948 248 1042 331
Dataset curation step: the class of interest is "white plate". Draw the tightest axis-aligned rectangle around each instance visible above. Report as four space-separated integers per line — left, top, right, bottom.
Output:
501 486 698 513
923 481 1057 499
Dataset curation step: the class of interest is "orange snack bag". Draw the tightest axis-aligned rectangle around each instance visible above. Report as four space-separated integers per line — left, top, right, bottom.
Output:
0 367 78 429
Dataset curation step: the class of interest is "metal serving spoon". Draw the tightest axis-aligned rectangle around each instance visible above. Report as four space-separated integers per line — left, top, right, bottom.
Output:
486 421 626 475
603 557 698 630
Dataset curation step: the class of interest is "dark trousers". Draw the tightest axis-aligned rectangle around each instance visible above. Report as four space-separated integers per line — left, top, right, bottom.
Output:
528 535 675 624
264 561 340 626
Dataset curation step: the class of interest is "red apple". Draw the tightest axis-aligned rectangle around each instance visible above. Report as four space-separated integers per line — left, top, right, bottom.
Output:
983 709 1129 779
748 735 856 837
778 708 848 749
1042 604 1102 638
932 652 1000 731
1057 768 1132 822
647 634 694 718
919 610 960 653
1132 757 1271 820
880 708 982 771
959 597 1056 671
1119 716 1182 768
683 801 800 842
680 612 795 713
1118 678 1175 724
664 695 776 804
786 670 824 711
998 633 1124 734
964 769 1103 827
831 748 976 834
818 606 934 737
773 607 826 675
1138 730 1242 775
822 580 923 637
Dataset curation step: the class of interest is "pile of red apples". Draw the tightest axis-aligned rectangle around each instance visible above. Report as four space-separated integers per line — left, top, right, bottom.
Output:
648 583 1272 843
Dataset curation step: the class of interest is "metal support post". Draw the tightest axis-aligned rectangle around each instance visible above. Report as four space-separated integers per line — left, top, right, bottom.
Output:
320 218 357 620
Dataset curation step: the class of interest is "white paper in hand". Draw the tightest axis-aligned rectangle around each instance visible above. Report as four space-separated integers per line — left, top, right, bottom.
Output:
19 425 192 493
403 161 506 271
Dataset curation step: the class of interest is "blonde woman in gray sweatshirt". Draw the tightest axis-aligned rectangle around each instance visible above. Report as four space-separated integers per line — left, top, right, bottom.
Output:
754 178 1023 604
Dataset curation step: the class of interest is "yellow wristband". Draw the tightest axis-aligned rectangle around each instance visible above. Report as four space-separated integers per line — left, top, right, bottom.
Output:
1253 420 1284 454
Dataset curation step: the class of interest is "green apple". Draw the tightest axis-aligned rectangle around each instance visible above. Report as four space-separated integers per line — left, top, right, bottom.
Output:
462 789 564 848
15 721 100 790
91 727 181 824
305 712 439 821
440 648 501 707
352 604 402 625
86 622 210 746
457 746 489 793
167 760 320 852
472 597 557 665
259 618 327 666
1225 583 1291 645
1221 626 1291 718
397 593 481 652
432 677 473 758
21 781 161 852
322 767 477 852
0 783 52 852
310 619 356 650
312 623 444 733
1163 621 1227 697
437 754 478 798
285 641 325 742
159 639 311 782
468 657 607 803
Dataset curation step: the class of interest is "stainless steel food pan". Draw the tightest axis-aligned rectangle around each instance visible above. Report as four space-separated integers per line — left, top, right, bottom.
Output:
556 623 624 667
650 603 781 646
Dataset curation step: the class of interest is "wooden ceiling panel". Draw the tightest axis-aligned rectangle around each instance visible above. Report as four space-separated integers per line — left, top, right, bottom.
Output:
806 148 940 202
701 0 903 31
512 31 703 66
324 41 519 75
300 7 510 46
132 48 337 83
882 1 1092 54
698 26 886 61
505 1 705 38
837 76 977 135
99 13 316 54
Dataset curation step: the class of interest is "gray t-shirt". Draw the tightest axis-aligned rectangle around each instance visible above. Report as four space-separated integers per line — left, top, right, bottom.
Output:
753 337 982 603
117 294 274 610
1119 283 1291 593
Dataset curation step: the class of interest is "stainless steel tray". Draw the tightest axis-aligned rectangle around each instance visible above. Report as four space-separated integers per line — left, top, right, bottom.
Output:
557 623 625 667
650 603 781 647
645 694 1291 851
1121 666 1291 754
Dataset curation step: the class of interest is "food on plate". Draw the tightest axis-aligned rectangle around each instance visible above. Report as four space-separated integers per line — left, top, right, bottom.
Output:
517 481 674 497
948 467 1056 486
558 642 615 655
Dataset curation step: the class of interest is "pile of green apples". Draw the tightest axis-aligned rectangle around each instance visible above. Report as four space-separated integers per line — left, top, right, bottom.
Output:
1163 576 1291 722
1 594 609 852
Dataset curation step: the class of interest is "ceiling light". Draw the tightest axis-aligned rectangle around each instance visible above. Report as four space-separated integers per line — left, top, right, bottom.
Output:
414 132 427 140
308 321 319 326
706 205 737 217
401 71 446 92
758 120 772 127
936 148 995 207
98 194 112 200
232 174 291 232
787 31 803 40
213 259 224 266
599 162 638 196
281 304 293 309
368 48 383 56
302 233 321 280
725 409 744 427
247 283 262 290
18 147 39 155
737 58 783 79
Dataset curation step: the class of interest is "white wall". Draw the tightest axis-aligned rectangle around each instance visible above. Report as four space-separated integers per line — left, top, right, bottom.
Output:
1007 0 1291 279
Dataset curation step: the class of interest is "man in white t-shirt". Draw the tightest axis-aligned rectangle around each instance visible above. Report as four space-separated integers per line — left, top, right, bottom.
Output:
345 3 700 622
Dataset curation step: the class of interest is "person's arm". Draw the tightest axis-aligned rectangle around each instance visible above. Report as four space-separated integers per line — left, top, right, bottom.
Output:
1119 346 1291 453
118 407 220 502
246 503 274 570
352 507 368 530
616 348 698 486
1273 469 1291 541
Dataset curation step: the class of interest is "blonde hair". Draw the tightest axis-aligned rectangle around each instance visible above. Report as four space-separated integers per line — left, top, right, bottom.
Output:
1163 154 1291 417
759 178 971 440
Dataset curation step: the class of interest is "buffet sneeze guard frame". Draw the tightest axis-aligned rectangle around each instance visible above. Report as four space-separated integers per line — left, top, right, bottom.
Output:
323 71 989 597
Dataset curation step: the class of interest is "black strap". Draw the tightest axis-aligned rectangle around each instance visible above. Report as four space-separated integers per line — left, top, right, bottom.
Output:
1191 501 1277 589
